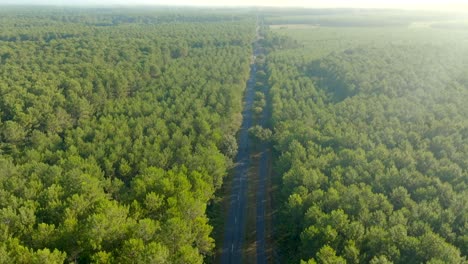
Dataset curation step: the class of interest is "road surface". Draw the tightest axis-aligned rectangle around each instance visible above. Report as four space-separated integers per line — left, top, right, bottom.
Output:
221 41 260 264
256 80 269 264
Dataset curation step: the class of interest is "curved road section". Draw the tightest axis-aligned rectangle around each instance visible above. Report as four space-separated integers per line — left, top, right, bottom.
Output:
221 38 260 264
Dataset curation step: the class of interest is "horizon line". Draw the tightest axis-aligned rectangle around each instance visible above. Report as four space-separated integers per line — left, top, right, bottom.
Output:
0 4 464 10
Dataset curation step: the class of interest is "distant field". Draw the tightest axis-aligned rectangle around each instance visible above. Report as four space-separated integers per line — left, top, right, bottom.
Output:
269 23 468 60
264 10 460 28
431 21 468 30
409 20 468 29
269 24 319 29
408 21 434 28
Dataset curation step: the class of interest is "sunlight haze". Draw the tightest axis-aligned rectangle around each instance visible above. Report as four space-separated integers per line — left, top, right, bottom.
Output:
2 0 468 11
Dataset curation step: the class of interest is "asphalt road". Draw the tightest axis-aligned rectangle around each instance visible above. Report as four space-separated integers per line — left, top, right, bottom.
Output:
221 46 259 264
256 82 269 264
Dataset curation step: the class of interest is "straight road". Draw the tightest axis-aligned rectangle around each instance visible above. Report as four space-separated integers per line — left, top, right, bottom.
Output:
256 79 269 264
221 46 258 264
222 21 270 264
221 50 257 264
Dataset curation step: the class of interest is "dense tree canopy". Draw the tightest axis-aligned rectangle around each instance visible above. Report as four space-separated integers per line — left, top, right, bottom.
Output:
266 24 468 263
2 7 468 263
0 8 255 263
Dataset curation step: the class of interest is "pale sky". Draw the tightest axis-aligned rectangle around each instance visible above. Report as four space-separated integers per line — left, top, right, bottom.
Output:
1 0 468 11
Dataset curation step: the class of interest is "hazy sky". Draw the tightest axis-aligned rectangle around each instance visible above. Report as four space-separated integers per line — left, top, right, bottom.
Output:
1 0 467 11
